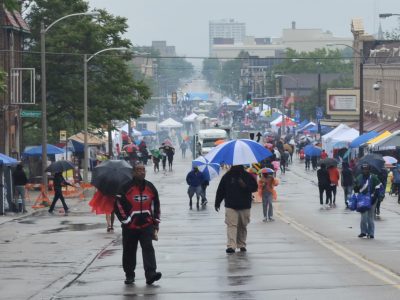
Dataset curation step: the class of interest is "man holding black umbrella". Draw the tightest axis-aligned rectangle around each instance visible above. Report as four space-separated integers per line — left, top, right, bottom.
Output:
114 163 162 285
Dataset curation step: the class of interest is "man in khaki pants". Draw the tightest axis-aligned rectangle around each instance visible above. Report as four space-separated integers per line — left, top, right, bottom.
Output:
215 165 258 254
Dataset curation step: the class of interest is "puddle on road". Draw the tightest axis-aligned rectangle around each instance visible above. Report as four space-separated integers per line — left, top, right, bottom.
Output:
18 219 36 224
40 223 105 234
98 249 117 259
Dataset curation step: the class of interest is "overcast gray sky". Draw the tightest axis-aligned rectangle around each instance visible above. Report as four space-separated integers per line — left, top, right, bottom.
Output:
87 0 399 57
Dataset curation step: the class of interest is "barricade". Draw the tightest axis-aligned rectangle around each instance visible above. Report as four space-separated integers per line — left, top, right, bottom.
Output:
32 184 51 209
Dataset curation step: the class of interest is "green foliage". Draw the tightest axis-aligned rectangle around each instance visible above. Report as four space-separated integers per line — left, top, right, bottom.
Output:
298 76 353 120
0 69 7 93
4 0 19 10
202 51 248 99
22 0 150 145
273 48 353 74
384 20 400 40
156 56 194 95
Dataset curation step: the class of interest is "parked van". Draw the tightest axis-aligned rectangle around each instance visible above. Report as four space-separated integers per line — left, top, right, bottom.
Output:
198 129 228 155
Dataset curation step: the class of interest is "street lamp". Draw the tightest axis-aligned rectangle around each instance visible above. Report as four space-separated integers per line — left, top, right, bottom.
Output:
379 13 400 18
83 47 129 183
41 11 100 191
275 74 299 137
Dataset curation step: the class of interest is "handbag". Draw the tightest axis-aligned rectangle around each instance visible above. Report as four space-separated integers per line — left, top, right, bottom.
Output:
348 194 358 211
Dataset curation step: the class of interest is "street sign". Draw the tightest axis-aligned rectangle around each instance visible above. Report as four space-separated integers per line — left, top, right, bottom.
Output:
60 130 67 142
316 107 323 120
20 110 41 118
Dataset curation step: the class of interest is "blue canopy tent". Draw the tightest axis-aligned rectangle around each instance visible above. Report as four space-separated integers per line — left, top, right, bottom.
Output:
349 131 379 148
0 153 18 166
67 139 84 153
186 92 209 101
296 119 309 129
139 129 156 136
0 153 18 214
307 125 333 135
23 144 65 157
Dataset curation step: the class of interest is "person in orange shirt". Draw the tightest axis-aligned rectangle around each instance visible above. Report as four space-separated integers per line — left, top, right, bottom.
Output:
258 172 279 222
321 150 328 160
328 165 340 207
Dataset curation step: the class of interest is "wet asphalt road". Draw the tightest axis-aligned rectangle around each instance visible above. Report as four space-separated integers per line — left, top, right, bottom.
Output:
1 154 400 299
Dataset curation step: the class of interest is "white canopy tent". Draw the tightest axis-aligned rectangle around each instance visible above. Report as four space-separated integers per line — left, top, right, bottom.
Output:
158 118 183 128
322 124 359 157
183 113 198 123
221 98 239 106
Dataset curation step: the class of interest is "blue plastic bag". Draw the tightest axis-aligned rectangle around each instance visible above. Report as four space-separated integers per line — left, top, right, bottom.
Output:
356 193 372 213
348 194 358 211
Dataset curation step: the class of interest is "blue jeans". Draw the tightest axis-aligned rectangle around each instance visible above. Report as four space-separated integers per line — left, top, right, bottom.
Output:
343 186 353 206
360 203 376 236
262 192 273 219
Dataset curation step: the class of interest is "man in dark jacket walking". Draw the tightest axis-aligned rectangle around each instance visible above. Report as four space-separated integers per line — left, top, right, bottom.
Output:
186 166 206 209
317 164 331 208
114 163 162 285
215 165 258 254
12 164 28 213
341 162 354 209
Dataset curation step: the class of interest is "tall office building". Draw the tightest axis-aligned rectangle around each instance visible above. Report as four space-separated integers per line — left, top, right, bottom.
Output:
209 19 246 55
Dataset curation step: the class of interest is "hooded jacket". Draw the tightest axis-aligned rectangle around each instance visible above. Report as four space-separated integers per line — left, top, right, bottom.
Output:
215 168 258 210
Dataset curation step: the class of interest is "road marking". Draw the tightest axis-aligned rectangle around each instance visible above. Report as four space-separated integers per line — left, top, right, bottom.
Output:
276 208 400 289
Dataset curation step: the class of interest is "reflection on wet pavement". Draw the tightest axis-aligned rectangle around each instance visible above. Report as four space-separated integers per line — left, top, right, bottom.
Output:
40 223 105 234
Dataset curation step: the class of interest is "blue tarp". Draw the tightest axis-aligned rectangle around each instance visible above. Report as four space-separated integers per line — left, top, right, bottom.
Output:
349 131 379 148
0 153 18 166
186 92 209 101
68 139 84 153
23 144 65 157
140 129 156 136
297 119 309 129
307 125 333 135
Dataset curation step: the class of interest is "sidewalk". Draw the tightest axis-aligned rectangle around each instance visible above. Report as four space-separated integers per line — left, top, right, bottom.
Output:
0 186 95 225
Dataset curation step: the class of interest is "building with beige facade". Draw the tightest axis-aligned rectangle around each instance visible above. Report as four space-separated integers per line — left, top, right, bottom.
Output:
210 21 353 59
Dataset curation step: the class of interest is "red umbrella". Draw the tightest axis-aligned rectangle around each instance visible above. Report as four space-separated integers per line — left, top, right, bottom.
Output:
123 143 139 153
276 119 296 127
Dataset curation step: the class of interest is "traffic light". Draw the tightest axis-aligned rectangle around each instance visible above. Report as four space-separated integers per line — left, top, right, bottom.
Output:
246 93 252 105
171 92 177 104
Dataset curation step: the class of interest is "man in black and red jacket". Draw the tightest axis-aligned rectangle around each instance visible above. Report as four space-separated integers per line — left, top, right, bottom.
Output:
114 163 161 285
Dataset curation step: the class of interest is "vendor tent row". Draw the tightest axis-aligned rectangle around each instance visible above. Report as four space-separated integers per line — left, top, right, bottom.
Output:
319 123 400 158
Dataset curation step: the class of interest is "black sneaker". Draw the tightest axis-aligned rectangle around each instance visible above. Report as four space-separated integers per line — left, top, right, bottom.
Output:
368 235 374 239
226 248 235 254
146 272 162 285
240 247 247 252
202 200 208 206
124 276 135 284
358 233 367 238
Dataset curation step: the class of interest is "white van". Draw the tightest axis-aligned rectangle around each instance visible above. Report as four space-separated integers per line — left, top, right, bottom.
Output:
198 129 228 155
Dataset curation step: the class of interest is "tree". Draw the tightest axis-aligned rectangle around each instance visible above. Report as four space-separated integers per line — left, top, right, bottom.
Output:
22 0 150 145
384 18 400 39
273 48 352 74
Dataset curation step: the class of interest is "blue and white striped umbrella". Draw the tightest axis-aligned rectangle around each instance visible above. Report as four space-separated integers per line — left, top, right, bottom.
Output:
204 139 272 166
192 156 220 181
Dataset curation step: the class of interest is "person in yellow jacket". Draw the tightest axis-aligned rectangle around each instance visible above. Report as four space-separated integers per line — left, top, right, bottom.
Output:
258 171 279 222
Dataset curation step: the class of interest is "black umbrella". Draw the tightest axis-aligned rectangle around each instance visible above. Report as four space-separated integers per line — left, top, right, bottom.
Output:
91 160 132 195
354 154 385 175
318 158 338 168
46 160 75 173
